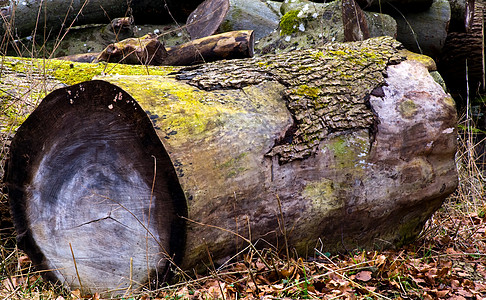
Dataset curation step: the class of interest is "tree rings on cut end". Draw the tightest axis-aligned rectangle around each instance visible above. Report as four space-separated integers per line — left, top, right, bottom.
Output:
4 80 186 295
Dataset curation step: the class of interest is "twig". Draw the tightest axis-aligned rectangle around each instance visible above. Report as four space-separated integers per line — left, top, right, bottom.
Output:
69 242 83 293
276 194 291 268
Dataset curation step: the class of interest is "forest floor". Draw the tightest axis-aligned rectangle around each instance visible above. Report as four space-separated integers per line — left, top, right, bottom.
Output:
0 116 486 299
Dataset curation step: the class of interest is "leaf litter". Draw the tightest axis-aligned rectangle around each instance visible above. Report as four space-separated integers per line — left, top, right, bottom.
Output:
2 165 486 299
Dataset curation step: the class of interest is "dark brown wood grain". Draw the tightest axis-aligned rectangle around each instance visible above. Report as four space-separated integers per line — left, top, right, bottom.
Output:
94 33 168 65
186 0 230 40
342 0 370 41
438 0 484 102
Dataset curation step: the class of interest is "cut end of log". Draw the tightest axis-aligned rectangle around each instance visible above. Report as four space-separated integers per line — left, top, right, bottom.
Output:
186 0 230 40
4 80 187 295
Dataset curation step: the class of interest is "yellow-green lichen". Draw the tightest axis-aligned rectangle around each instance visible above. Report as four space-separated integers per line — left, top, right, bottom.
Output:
2 56 178 86
311 51 325 60
325 132 369 170
398 99 418 119
100 76 245 139
399 49 436 71
326 137 354 168
302 178 343 214
295 84 319 99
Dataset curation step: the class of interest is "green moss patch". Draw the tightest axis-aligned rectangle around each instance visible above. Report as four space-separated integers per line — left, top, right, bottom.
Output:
279 10 302 36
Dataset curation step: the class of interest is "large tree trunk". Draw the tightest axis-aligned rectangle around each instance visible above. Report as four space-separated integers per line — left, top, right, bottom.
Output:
3 36 458 296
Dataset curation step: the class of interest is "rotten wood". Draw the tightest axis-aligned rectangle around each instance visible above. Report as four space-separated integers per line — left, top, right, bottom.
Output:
93 33 168 65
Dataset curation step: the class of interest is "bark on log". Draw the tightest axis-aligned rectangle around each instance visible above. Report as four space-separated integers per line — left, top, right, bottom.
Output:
437 0 484 102
3 36 458 295
93 33 168 65
448 0 475 32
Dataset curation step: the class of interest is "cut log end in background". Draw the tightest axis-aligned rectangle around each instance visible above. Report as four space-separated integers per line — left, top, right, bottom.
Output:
4 80 187 295
186 0 230 40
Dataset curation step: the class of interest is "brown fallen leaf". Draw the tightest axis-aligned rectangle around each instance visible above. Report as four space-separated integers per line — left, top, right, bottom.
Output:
448 295 467 300
456 287 473 298
355 270 372 282
436 289 450 298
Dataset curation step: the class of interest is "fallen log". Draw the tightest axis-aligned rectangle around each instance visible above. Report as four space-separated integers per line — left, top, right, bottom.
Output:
91 30 254 66
448 0 475 32
0 0 203 39
342 0 370 41
3 36 458 296
93 33 169 65
256 0 397 54
164 30 254 65
186 0 231 40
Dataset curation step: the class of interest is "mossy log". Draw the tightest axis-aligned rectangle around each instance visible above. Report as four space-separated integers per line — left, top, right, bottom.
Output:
256 0 397 54
3 36 458 295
